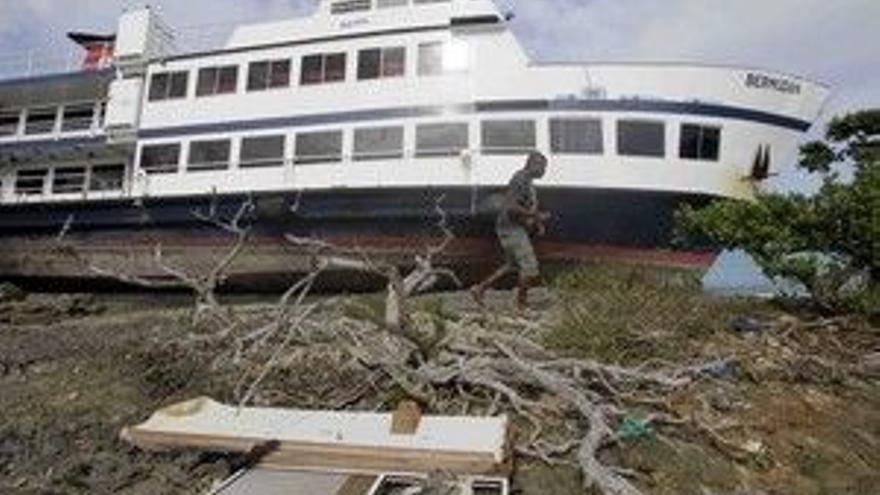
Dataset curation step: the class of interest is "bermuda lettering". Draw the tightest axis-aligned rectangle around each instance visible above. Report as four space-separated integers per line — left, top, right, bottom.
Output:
745 73 802 95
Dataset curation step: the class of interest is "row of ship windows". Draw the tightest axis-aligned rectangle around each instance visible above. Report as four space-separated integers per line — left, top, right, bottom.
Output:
330 0 451 15
138 118 721 174
4 119 719 197
148 41 465 101
10 164 125 197
0 102 104 138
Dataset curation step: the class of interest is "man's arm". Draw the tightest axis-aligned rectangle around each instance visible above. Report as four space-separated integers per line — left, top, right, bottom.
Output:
504 189 538 219
504 190 551 234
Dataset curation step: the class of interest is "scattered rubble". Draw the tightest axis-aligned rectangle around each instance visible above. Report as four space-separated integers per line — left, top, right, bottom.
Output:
0 284 876 495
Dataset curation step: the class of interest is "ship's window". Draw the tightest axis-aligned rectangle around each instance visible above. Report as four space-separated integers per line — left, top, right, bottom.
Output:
0 110 19 137
331 0 371 14
301 53 347 85
358 50 381 80
196 66 239 97
617 120 665 158
89 164 125 191
550 118 603 155
354 126 404 161
52 166 87 194
14 169 47 196
247 59 292 92
25 107 57 135
300 56 323 85
148 71 189 101
418 41 468 76
377 0 408 7
416 123 469 157
481 120 536 155
140 143 181 175
358 46 406 80
188 139 232 171
295 130 343 164
679 124 720 161
240 135 285 168
61 103 96 132
418 42 443 76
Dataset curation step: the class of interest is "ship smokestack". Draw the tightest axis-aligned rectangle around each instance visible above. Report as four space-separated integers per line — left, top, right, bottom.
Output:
67 32 116 71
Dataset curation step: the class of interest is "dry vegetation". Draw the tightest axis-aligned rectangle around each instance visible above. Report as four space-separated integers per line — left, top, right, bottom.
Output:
1 261 877 495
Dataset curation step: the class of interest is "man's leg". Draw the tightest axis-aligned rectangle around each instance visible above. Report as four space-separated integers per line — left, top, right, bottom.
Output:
471 262 512 306
515 274 540 311
472 226 518 307
511 229 540 312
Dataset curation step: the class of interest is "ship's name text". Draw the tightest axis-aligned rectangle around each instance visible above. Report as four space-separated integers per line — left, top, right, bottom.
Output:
745 73 802 95
340 18 370 30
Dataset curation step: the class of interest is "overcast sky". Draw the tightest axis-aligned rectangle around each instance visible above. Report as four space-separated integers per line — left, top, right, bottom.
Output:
2 0 877 114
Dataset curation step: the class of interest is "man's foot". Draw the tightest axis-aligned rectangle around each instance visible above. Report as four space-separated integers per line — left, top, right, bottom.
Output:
516 287 529 313
469 286 486 307
515 301 538 319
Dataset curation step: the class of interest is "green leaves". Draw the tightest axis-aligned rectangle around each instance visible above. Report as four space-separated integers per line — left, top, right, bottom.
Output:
826 109 880 143
799 141 836 174
679 109 880 316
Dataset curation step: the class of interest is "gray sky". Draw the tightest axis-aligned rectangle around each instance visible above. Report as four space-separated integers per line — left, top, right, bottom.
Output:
2 0 877 115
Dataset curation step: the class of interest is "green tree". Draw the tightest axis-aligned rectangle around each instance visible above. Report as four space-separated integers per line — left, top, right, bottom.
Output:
678 109 879 315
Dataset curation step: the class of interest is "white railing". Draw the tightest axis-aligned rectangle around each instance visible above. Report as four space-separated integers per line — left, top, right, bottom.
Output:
0 46 93 82
0 6 317 83
170 21 241 55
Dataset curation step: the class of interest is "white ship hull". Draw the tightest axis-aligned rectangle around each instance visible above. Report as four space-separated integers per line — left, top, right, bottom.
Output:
0 0 830 288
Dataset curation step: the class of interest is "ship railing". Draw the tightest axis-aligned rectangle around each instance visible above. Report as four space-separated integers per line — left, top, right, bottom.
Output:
0 46 98 82
0 12 298 83
169 22 242 56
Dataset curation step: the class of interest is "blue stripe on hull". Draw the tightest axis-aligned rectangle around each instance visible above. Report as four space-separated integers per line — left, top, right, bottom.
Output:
0 187 715 250
1 98 812 154
139 99 811 141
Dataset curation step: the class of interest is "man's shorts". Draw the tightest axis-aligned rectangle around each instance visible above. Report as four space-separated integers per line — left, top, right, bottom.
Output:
497 225 539 278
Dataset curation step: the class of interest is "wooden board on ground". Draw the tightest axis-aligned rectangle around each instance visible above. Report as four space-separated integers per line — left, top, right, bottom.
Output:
122 397 510 475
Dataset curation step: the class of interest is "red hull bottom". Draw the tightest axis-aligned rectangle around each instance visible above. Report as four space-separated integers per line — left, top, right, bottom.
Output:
0 232 717 292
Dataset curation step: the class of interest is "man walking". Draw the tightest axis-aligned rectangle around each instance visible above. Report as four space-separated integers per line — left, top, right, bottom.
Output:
471 151 550 311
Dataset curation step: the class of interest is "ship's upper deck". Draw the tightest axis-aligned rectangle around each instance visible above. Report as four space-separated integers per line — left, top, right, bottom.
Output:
223 0 499 52
0 0 833 208
0 0 496 84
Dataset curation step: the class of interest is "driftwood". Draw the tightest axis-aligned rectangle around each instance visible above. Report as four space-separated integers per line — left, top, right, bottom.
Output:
63 194 734 495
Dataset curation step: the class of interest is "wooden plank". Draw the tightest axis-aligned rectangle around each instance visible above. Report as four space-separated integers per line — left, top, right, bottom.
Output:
122 397 510 476
390 400 421 435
